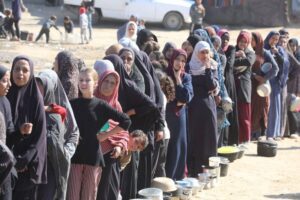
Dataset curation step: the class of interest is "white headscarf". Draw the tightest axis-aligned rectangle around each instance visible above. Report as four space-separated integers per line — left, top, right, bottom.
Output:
94 60 115 76
125 21 138 41
189 41 218 75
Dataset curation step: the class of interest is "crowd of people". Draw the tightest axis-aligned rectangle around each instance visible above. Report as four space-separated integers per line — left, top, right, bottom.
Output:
0 1 300 200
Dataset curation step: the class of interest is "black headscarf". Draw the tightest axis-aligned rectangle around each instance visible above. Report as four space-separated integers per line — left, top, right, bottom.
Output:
56 51 79 100
6 55 47 184
136 29 158 49
104 54 160 133
0 65 8 80
131 48 156 101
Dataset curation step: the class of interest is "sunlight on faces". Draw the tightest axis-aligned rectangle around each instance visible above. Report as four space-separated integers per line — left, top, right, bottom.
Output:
79 71 96 97
173 54 186 72
0 71 11 96
13 59 31 87
128 137 144 151
100 74 117 97
120 51 134 75
279 37 288 49
127 24 136 38
269 34 279 48
197 49 210 62
238 38 248 51
221 34 230 48
182 41 193 56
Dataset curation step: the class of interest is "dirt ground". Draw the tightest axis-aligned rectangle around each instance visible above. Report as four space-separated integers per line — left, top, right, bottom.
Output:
0 3 300 200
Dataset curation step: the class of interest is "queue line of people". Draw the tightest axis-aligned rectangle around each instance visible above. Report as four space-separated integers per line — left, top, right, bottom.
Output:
0 21 300 200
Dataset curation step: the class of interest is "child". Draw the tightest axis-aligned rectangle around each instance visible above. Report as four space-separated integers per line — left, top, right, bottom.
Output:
2 9 15 40
63 16 74 42
79 7 89 44
66 68 131 200
35 15 61 43
137 19 146 32
119 129 149 171
189 0 205 35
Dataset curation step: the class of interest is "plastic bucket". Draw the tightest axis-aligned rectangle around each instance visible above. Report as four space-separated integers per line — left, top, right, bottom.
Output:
220 162 229 177
209 156 221 167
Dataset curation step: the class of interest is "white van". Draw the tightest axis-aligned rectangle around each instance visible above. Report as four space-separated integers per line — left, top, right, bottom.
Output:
63 0 193 30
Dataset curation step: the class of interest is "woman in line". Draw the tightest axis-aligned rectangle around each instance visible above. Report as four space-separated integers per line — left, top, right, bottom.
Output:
251 32 278 139
53 50 80 100
264 31 290 140
36 69 79 200
165 49 193 180
94 65 129 200
233 31 256 144
162 42 176 63
104 55 160 199
188 41 219 177
7 56 47 200
119 21 138 43
218 29 239 145
0 65 14 200
67 68 131 200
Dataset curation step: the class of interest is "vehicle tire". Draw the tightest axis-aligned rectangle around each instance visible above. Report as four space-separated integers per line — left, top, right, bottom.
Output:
163 12 184 30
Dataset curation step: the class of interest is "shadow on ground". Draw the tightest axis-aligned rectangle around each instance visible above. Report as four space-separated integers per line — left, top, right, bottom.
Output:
265 193 300 199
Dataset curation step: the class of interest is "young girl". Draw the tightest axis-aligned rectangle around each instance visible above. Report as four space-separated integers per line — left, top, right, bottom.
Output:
67 68 131 200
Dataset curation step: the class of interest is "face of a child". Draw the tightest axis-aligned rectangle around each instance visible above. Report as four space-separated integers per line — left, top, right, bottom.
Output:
100 74 117 97
12 59 31 87
0 71 11 96
79 72 96 98
165 48 174 60
181 41 193 57
173 54 186 72
128 137 144 151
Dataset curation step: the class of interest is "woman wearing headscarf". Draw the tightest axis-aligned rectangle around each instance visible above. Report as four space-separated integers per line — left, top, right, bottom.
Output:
135 49 165 189
0 65 14 200
94 59 114 76
104 55 160 199
164 49 193 180
211 35 227 76
119 21 138 43
119 48 145 93
285 39 300 137
162 42 177 63
94 68 130 200
36 69 79 200
7 55 47 200
194 28 231 145
251 32 279 139
188 41 219 177
264 31 290 140
182 34 202 69
217 29 239 145
136 29 158 50
53 50 80 100
233 31 256 144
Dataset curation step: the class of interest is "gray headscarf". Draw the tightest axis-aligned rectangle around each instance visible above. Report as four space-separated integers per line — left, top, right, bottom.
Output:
37 69 79 157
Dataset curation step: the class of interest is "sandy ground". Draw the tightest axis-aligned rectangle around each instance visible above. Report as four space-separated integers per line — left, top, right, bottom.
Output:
0 3 300 200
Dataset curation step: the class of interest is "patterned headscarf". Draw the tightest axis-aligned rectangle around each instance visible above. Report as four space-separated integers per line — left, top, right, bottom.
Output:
55 51 79 100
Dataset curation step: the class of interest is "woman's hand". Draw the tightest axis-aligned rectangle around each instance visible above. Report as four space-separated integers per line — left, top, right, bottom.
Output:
111 146 122 158
20 123 33 135
126 109 136 116
173 69 182 85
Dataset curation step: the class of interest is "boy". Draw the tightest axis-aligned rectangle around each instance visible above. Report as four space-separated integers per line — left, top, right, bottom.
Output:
189 0 205 35
63 16 74 41
35 15 61 43
79 7 89 44
119 129 149 170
